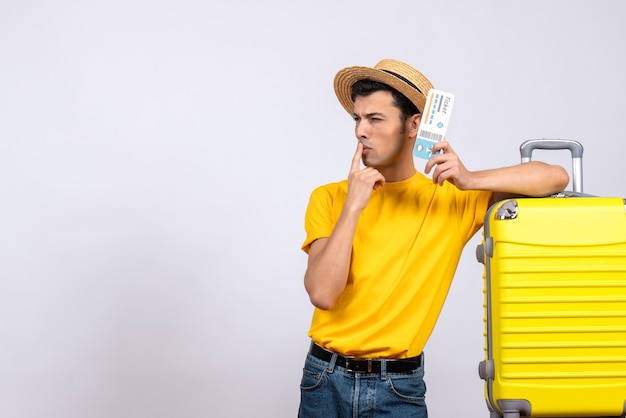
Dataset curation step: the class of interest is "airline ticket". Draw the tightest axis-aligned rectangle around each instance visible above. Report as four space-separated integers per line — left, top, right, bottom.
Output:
413 89 455 160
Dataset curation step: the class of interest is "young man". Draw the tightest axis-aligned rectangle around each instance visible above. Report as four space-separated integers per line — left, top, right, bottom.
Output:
298 59 569 417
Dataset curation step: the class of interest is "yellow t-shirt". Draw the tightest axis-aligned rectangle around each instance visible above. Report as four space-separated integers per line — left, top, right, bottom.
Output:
302 171 492 358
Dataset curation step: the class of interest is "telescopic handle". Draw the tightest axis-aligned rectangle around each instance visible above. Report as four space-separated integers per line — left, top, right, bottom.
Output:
520 138 584 193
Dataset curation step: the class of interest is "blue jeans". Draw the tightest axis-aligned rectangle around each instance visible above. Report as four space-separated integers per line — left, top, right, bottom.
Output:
298 350 427 417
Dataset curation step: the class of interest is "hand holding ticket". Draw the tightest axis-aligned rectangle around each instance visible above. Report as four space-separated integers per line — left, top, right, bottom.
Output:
413 89 455 160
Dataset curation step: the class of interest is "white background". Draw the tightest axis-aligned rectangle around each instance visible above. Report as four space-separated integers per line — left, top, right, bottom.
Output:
1 1 625 417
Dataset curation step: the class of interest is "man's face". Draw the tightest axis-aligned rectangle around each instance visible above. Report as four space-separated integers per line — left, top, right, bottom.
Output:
352 90 417 170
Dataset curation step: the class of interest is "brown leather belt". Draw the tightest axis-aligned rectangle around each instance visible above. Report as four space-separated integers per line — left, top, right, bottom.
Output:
309 343 422 374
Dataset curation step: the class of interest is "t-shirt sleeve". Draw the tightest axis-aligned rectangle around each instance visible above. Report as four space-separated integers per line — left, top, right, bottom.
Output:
301 185 337 254
455 188 493 243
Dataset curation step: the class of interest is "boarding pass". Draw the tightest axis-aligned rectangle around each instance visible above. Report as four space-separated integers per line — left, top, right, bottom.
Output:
413 89 455 160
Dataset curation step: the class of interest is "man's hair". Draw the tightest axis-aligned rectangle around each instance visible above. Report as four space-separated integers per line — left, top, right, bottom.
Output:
350 79 420 122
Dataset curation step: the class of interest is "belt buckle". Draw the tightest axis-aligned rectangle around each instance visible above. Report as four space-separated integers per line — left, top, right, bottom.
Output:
345 357 372 373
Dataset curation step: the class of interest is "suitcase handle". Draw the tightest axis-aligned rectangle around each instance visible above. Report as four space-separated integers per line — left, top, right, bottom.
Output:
520 138 584 193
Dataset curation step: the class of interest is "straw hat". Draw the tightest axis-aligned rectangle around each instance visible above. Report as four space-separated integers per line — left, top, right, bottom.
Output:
334 59 434 115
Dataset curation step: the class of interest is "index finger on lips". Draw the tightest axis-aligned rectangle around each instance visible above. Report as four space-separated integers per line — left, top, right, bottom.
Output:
350 142 363 174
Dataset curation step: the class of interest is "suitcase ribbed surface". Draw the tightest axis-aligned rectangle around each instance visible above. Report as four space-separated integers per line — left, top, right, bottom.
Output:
484 197 626 417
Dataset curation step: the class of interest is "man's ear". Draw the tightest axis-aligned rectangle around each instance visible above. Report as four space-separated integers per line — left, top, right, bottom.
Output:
409 113 421 137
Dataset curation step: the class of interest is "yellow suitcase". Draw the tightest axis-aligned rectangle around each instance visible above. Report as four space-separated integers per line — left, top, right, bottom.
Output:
477 139 626 418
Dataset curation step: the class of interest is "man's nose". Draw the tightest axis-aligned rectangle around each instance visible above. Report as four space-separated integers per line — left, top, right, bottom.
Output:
355 121 369 139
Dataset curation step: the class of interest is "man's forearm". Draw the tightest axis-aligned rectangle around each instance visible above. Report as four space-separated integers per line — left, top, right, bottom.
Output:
304 206 361 310
464 161 569 197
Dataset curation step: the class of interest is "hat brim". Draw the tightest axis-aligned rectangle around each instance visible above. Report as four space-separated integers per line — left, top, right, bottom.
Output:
333 61 433 116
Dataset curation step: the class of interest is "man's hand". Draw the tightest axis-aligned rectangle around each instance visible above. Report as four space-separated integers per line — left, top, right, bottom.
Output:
424 141 471 188
345 143 386 212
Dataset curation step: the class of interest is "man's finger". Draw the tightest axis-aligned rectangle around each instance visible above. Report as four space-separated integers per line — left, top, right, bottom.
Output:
424 153 442 174
432 140 449 154
350 142 363 174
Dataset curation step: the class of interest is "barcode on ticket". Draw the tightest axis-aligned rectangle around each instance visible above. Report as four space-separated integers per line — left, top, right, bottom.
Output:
417 130 443 142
